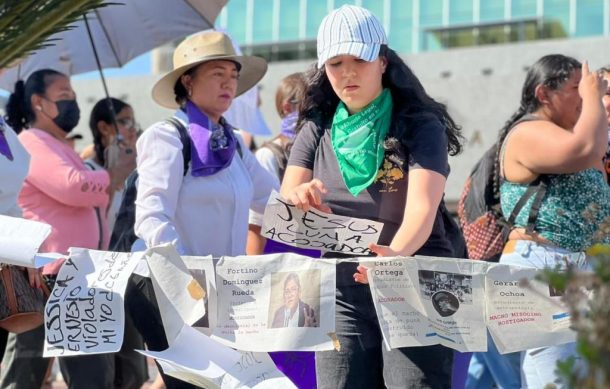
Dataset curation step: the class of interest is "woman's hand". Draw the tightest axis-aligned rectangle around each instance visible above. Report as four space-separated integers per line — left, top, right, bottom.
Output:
26 267 43 289
353 243 402 284
353 265 370 284
580 61 608 102
285 179 331 213
106 139 137 190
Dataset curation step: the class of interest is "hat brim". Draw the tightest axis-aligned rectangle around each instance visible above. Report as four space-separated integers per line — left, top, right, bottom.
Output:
151 54 268 109
317 42 380 68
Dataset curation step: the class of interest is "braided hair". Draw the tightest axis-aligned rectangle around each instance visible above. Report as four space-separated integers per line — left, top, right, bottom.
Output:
88 97 130 166
5 69 64 133
491 54 581 199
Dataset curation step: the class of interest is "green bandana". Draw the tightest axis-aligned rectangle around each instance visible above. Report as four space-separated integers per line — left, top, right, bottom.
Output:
331 88 393 196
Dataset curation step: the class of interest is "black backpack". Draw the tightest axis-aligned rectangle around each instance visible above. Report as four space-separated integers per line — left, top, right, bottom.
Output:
109 118 191 252
457 144 549 261
109 118 245 252
260 140 289 181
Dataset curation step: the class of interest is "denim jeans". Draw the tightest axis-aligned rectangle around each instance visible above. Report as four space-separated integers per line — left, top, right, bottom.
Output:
315 264 453 389
125 273 200 389
466 333 521 389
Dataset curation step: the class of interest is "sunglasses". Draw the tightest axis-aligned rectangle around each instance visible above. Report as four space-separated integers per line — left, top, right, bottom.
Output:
116 118 139 131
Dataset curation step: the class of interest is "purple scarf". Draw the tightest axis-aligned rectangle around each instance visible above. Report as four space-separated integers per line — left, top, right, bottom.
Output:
186 101 237 177
280 112 298 139
0 119 14 161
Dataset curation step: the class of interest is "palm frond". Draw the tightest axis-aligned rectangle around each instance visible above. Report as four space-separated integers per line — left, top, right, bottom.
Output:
0 0 111 69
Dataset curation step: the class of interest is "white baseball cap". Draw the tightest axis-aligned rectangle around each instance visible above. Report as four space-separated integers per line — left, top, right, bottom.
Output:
316 5 388 69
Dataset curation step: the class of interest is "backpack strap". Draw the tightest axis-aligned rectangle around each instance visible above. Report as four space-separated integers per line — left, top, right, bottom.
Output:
504 174 548 234
166 117 191 177
261 140 288 180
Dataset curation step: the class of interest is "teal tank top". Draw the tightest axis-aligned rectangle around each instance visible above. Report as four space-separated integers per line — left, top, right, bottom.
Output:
500 169 610 252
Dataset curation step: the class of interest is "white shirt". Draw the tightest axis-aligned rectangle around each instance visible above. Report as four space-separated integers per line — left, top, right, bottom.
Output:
0 123 30 217
83 158 124 233
283 307 300 328
134 119 278 256
254 138 282 179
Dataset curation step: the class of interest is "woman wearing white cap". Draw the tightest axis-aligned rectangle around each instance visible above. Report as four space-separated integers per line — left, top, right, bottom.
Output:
281 5 463 388
129 31 278 389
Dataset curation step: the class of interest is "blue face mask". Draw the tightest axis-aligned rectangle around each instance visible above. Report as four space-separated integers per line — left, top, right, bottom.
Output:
51 99 81 133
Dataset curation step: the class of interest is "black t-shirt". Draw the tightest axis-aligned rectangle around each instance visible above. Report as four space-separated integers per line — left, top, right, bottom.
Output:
288 118 453 280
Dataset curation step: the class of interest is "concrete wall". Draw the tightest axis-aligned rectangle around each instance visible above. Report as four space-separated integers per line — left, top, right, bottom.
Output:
70 35 610 202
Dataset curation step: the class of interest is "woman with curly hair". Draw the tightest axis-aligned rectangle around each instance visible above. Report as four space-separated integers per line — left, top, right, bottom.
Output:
281 5 463 388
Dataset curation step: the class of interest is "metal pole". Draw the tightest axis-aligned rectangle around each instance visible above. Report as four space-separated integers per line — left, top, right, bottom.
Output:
82 13 121 140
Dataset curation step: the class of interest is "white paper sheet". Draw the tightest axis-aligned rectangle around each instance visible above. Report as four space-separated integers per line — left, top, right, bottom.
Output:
261 191 383 255
147 245 207 343
43 248 143 356
212 253 336 352
0 215 52 267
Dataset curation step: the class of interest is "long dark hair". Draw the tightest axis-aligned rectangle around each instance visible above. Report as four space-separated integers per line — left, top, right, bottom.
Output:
492 54 581 198
89 97 130 166
5 69 65 133
298 45 463 158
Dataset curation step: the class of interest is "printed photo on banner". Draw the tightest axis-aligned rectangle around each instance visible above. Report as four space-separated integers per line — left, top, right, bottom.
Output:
268 270 320 329
417 270 473 315
212 253 336 352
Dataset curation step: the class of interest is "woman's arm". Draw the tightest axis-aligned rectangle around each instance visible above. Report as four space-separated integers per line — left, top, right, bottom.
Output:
507 63 608 175
22 132 110 208
354 169 446 283
133 123 186 253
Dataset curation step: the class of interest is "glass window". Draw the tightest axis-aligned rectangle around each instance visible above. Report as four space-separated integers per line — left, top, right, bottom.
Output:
362 0 385 20
335 0 355 8
420 0 443 27
279 0 300 41
543 0 570 38
479 0 504 21
252 0 274 43
511 0 537 19
449 0 473 25
575 0 604 37
306 0 328 38
389 0 412 53
225 0 248 43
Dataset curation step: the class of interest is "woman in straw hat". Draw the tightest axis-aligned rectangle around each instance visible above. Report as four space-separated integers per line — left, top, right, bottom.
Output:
128 30 278 389
281 5 463 388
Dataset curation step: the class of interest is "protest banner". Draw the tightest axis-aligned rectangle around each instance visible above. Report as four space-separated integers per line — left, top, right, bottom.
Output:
368 256 489 352
486 264 575 354
261 191 383 255
183 255 218 335
212 253 336 352
0 215 57 268
43 248 143 356
147 245 207 343
139 324 295 388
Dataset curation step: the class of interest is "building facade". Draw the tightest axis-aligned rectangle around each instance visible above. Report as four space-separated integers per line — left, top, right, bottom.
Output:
218 0 609 60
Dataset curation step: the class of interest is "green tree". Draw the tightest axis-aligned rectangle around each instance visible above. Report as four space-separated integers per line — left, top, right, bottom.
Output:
0 0 106 69
540 244 610 388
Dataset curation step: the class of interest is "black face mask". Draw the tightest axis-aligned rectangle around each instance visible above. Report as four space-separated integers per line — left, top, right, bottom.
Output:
51 99 80 133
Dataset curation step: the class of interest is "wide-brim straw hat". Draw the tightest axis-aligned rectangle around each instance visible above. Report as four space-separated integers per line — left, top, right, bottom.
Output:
152 31 267 109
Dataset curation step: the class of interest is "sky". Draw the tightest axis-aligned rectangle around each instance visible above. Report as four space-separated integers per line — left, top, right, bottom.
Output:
72 52 152 80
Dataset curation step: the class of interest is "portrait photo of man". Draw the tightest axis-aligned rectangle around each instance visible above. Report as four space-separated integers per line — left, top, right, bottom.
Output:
270 272 318 328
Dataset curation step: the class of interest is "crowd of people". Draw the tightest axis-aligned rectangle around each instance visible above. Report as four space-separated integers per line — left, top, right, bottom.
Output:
0 4 608 389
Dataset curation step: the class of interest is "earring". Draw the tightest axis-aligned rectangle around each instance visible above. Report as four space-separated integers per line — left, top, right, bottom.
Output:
35 106 42 111
188 88 192 97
